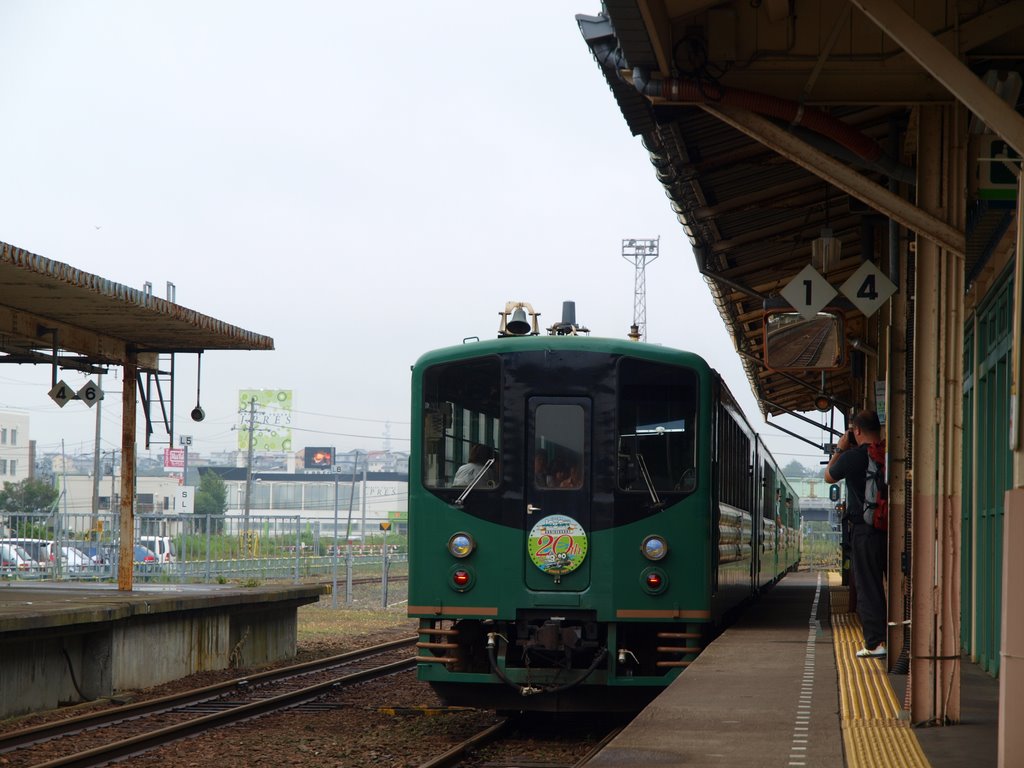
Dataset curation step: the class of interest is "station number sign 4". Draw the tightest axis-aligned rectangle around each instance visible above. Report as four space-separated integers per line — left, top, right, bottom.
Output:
839 261 897 318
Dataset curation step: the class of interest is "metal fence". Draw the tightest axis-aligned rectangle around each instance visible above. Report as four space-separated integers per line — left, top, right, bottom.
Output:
1 511 407 595
800 527 842 570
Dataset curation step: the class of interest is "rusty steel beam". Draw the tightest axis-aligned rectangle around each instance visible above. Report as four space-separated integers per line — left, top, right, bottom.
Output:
910 104 961 725
700 103 965 259
851 0 1024 158
118 351 138 592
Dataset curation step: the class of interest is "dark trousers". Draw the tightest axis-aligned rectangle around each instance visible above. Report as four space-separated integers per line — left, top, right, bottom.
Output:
851 524 887 648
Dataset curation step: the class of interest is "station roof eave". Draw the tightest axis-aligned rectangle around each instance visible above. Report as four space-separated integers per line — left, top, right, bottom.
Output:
0 240 274 374
578 0 1024 419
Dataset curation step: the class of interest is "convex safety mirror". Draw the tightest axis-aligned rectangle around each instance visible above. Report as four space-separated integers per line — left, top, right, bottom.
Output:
763 310 845 371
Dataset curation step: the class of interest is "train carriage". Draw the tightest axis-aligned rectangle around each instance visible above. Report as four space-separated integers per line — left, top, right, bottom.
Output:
408 303 800 712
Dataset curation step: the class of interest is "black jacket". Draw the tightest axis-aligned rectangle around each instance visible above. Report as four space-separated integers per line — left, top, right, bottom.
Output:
830 443 869 525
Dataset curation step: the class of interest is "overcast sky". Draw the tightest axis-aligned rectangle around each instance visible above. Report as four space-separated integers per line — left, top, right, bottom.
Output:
0 1 835 472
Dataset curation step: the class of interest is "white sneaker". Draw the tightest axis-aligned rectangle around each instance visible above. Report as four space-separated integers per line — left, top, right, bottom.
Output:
856 644 886 658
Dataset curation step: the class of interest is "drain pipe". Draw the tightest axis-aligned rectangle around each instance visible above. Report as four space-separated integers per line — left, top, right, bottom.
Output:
578 14 912 181
632 66 883 164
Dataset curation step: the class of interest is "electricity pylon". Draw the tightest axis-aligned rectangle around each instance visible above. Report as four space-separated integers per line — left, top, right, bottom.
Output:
622 237 660 341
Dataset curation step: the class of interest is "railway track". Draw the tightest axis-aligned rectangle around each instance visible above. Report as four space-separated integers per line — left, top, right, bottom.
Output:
337 574 408 586
415 717 624 768
0 636 418 768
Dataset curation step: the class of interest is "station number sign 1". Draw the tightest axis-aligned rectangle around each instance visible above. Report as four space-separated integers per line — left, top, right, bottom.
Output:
780 265 837 320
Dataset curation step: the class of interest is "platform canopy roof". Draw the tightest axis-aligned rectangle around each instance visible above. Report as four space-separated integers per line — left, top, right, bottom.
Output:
579 0 1024 419
1 240 274 375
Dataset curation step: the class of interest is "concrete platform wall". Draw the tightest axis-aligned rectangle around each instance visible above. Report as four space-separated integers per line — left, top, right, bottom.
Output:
0 584 321 719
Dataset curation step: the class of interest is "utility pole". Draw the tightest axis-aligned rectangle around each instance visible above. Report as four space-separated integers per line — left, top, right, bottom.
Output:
332 459 340 609
622 237 660 341
243 397 256 531
90 373 103 533
344 451 359 606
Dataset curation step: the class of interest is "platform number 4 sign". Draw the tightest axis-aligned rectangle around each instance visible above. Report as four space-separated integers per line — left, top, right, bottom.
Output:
839 262 897 318
48 380 74 408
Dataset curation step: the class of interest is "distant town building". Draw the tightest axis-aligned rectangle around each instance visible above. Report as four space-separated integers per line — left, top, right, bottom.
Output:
0 411 31 483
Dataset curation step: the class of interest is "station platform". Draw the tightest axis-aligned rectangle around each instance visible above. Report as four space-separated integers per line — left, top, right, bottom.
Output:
0 580 323 719
589 570 999 767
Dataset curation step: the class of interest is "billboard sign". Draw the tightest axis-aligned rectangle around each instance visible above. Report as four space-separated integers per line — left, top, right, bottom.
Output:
238 389 293 451
163 448 185 469
304 446 334 470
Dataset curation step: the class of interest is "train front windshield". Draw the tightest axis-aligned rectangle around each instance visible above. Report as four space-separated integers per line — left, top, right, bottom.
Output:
418 352 699 498
421 356 501 489
617 358 698 494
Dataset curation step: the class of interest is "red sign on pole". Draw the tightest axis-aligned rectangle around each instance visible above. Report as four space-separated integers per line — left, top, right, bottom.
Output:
164 448 185 469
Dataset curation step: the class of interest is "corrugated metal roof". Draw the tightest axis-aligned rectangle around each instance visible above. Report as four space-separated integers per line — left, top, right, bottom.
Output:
581 0 1024 417
0 240 274 370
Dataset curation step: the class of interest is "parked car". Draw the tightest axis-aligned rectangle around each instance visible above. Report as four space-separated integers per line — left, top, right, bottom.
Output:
134 544 159 574
0 542 42 577
81 543 117 566
42 543 99 576
3 538 53 570
138 535 177 564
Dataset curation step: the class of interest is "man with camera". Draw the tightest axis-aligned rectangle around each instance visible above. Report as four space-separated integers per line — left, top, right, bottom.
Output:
825 409 887 659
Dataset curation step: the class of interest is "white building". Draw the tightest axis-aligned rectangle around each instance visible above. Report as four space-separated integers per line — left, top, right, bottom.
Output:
0 411 30 484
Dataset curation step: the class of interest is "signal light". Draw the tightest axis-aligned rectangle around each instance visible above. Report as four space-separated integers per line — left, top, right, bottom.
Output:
453 570 471 587
646 572 662 590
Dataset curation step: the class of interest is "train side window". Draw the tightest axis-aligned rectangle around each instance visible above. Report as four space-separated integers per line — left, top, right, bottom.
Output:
421 357 501 490
617 359 698 494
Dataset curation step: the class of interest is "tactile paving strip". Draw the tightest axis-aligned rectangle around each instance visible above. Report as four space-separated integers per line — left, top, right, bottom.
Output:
829 577 930 768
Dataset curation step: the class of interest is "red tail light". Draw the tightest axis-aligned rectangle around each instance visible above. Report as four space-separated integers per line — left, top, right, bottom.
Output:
452 570 470 587
645 572 663 590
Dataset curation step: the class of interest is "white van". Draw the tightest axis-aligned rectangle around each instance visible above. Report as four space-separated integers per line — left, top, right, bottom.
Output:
138 536 177 564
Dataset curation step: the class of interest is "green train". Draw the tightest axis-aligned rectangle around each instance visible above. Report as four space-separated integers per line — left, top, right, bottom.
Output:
408 302 801 712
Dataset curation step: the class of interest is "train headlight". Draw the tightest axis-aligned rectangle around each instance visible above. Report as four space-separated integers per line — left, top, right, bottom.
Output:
448 532 475 558
641 535 669 561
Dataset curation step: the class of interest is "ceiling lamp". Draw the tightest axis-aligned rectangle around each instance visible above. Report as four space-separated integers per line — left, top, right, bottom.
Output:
812 228 841 274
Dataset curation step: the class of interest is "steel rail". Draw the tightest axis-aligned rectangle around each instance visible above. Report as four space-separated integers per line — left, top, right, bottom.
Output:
29 656 417 768
0 636 417 754
414 719 510 768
